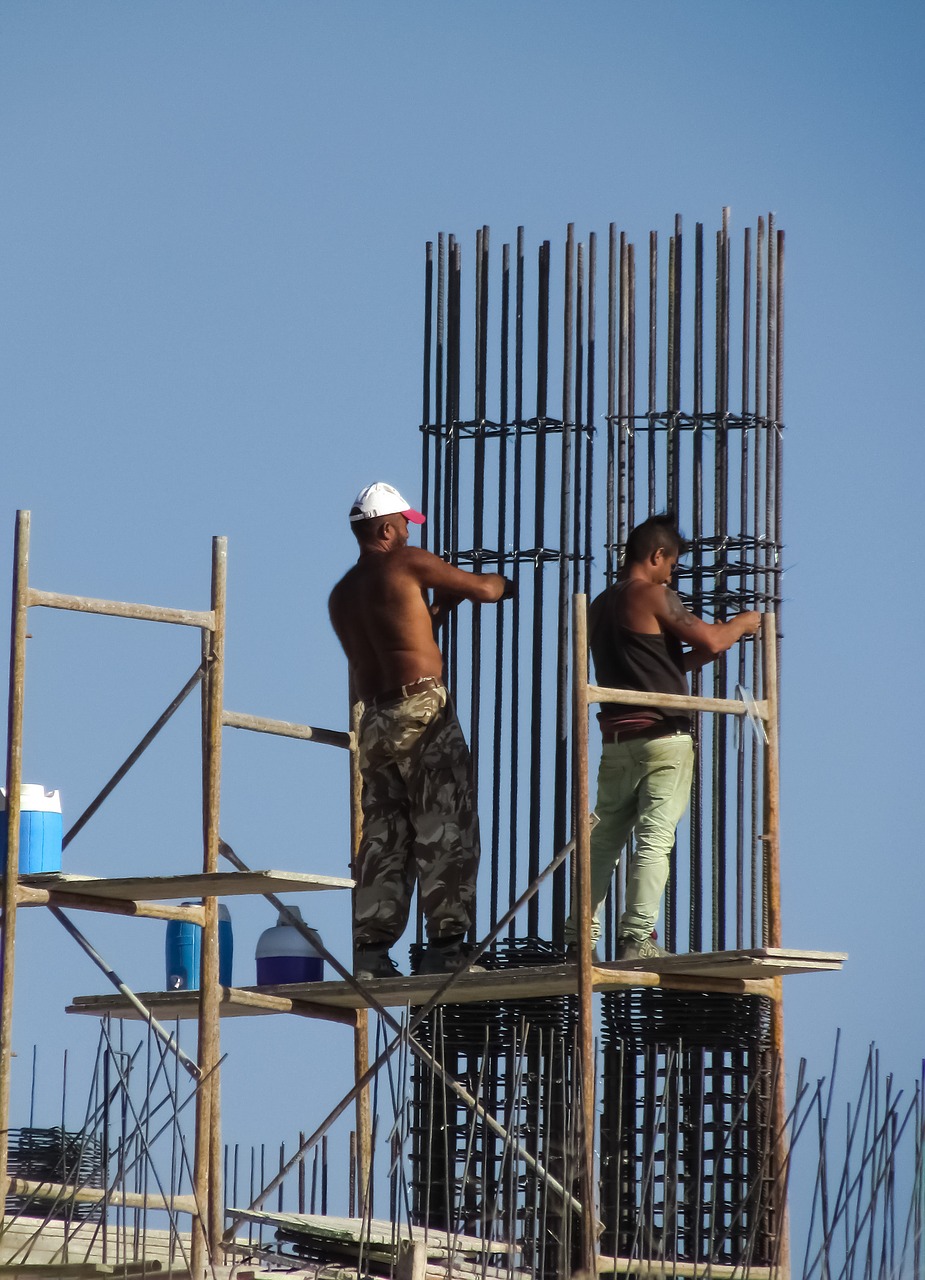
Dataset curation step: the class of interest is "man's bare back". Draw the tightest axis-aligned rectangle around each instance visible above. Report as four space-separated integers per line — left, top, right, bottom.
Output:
330 518 511 701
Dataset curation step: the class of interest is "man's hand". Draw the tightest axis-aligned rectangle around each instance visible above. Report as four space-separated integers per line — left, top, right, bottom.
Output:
736 610 762 636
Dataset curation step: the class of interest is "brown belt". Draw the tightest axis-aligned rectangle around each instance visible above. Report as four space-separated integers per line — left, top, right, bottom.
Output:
367 676 443 708
602 724 690 745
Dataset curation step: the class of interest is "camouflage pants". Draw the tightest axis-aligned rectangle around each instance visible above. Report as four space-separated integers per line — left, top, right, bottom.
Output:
354 686 480 948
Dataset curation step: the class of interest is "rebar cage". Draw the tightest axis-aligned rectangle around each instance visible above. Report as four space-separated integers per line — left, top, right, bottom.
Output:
415 214 785 1266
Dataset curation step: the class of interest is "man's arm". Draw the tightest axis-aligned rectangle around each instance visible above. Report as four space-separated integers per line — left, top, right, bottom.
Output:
683 643 716 672
657 589 761 659
407 547 514 607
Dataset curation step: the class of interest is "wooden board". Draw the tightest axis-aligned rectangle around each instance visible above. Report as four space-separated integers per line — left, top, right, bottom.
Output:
620 946 847 980
228 1210 519 1258
21 869 353 901
66 948 845 1020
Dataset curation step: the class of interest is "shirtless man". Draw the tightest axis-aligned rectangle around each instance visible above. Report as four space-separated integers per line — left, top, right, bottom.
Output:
564 513 761 962
329 482 514 980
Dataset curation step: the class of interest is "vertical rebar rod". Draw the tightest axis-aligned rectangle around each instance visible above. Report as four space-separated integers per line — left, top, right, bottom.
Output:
737 226 753 950
775 229 785 634
526 240 550 935
690 223 704 954
714 210 731 950
618 230 629 563
628 242 637 535
507 228 525 934
446 236 462 694
489 240 511 929
585 231 596 599
752 215 765 946
647 232 657 513
766 213 778 626
552 226 575 936
607 224 617 581
469 227 489 914
433 233 446 557
666 214 682 517
667 214 683 949
421 241 434 548
573 238 585 599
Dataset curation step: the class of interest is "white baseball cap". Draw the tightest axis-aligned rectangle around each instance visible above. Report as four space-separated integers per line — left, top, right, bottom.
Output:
349 482 425 525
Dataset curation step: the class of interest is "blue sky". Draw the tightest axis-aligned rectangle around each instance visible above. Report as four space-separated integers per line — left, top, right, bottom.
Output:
1 0 923 1221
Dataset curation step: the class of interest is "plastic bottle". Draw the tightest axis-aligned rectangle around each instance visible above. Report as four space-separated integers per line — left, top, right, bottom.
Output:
165 903 233 990
255 905 323 985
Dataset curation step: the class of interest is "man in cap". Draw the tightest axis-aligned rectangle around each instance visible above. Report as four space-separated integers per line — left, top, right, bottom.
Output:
330 482 514 979
564 513 761 962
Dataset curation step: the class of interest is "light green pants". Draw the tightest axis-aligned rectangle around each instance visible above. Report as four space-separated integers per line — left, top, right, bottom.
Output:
565 733 694 945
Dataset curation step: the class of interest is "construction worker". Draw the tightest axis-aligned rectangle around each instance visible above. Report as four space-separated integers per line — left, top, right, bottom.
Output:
329 482 514 980
565 513 761 962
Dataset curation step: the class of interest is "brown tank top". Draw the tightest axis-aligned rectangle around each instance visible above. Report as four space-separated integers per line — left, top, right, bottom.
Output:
589 587 691 735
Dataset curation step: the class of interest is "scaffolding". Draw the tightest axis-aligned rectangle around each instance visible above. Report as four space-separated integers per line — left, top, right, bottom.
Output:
0 213 856 1280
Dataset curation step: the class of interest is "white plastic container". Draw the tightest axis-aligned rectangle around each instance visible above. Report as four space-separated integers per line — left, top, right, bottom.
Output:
255 906 323 985
0 785 63 873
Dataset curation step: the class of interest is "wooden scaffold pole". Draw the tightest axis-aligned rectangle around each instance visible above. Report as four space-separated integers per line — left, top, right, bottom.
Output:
0 511 30 1213
349 690 372 1218
572 593 597 1277
192 536 227 1275
763 613 790 1277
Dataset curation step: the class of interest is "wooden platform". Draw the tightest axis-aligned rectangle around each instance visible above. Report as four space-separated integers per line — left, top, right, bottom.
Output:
19 869 354 901
67 948 846 1020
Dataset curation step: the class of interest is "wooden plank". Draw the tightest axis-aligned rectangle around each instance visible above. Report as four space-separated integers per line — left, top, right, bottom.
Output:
21 869 354 901
67 985 358 1024
228 1210 518 1257
27 587 213 630
635 946 848 979
0 1213 186 1269
588 683 769 719
67 948 846 1020
67 969 775 1020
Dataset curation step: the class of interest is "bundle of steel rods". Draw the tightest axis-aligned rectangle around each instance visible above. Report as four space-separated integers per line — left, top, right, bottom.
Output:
415 214 785 1267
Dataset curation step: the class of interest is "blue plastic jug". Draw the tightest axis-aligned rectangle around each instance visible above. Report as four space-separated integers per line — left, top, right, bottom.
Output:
0 785 63 874
165 904 233 990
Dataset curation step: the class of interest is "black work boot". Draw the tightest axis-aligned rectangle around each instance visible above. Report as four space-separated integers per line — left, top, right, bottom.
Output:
417 936 485 976
354 944 401 980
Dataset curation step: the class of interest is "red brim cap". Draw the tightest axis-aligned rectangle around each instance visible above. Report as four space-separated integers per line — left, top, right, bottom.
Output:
403 508 426 525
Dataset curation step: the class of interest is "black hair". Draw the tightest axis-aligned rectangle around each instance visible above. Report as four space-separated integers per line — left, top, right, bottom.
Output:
623 513 690 565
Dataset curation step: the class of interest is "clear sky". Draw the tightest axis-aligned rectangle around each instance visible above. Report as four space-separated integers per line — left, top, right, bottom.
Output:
1 0 923 1230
